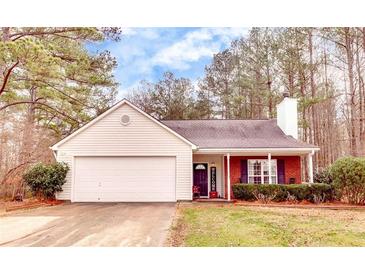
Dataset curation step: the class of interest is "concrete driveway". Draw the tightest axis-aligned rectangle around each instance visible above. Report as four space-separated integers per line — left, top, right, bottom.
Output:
0 202 176 247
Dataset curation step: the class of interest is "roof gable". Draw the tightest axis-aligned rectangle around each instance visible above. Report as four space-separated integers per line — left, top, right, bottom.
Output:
51 99 197 150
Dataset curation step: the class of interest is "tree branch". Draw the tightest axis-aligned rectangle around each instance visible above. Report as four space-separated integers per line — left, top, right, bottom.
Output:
52 53 79 62
318 33 346 48
1 161 33 184
0 100 79 123
0 61 19 95
36 80 93 108
10 29 78 41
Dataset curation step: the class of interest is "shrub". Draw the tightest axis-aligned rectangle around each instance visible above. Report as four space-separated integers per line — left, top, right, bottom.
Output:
232 183 335 203
285 184 311 201
23 162 69 199
232 184 285 201
286 192 298 203
252 189 278 204
330 157 365 205
306 183 335 203
314 167 333 184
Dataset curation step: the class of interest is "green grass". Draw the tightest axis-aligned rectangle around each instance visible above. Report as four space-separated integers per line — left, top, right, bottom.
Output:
170 205 365 247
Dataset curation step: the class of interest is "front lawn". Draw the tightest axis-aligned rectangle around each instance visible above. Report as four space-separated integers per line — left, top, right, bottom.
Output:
168 204 365 247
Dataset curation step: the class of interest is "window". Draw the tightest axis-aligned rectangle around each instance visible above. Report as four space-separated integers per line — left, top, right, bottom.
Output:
248 159 277 184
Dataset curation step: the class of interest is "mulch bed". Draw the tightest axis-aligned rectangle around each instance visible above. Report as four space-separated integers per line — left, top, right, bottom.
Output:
3 198 64 212
233 200 365 210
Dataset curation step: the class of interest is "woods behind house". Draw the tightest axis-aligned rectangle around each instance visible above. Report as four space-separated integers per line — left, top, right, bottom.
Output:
129 28 365 168
1 27 365 198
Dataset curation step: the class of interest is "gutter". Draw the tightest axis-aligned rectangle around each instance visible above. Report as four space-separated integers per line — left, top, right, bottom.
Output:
194 147 320 154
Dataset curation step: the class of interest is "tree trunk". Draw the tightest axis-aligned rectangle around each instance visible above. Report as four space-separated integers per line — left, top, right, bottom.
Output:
19 87 37 164
344 28 358 156
308 29 320 168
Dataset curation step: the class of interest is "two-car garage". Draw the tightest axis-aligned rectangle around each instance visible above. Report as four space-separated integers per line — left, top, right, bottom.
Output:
51 99 195 202
73 156 176 202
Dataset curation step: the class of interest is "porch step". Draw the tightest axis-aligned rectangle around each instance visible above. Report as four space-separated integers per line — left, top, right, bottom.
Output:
193 198 233 203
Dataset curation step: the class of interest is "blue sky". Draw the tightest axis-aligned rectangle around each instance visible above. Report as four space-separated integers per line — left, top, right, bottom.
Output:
88 28 249 98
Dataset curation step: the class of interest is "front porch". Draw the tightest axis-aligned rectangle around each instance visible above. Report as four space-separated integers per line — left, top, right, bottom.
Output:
192 148 318 201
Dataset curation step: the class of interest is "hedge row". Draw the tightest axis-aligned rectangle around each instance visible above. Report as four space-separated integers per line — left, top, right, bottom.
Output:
232 183 335 203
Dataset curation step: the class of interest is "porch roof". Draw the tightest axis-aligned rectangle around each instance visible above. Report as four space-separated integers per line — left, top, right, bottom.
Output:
162 119 318 151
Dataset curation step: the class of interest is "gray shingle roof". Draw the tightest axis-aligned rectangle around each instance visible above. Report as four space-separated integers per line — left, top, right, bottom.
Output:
162 119 317 149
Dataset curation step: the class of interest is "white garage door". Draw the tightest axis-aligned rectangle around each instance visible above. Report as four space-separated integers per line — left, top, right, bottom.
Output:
73 156 176 202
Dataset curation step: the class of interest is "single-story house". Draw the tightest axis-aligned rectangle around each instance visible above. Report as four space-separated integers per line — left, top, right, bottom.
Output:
51 95 319 202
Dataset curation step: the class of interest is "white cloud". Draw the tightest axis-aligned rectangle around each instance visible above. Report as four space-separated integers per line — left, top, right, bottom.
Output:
122 28 161 39
139 28 160 39
108 28 249 95
122 28 138 36
211 27 249 43
152 42 220 70
117 80 141 100
151 28 248 70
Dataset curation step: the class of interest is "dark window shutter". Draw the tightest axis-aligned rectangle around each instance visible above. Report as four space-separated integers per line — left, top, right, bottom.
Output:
277 159 285 184
240 160 248 183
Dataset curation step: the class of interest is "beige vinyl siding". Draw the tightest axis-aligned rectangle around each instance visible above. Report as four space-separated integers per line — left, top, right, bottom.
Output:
55 103 193 201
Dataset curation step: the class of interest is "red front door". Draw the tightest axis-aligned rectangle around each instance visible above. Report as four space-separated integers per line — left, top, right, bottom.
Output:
193 163 208 196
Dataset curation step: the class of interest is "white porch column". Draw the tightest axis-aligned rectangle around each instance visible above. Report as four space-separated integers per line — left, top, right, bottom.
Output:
227 153 231 201
268 153 272 184
308 150 314 184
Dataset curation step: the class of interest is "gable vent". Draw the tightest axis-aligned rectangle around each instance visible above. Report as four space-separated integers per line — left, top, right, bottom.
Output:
121 115 130 126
